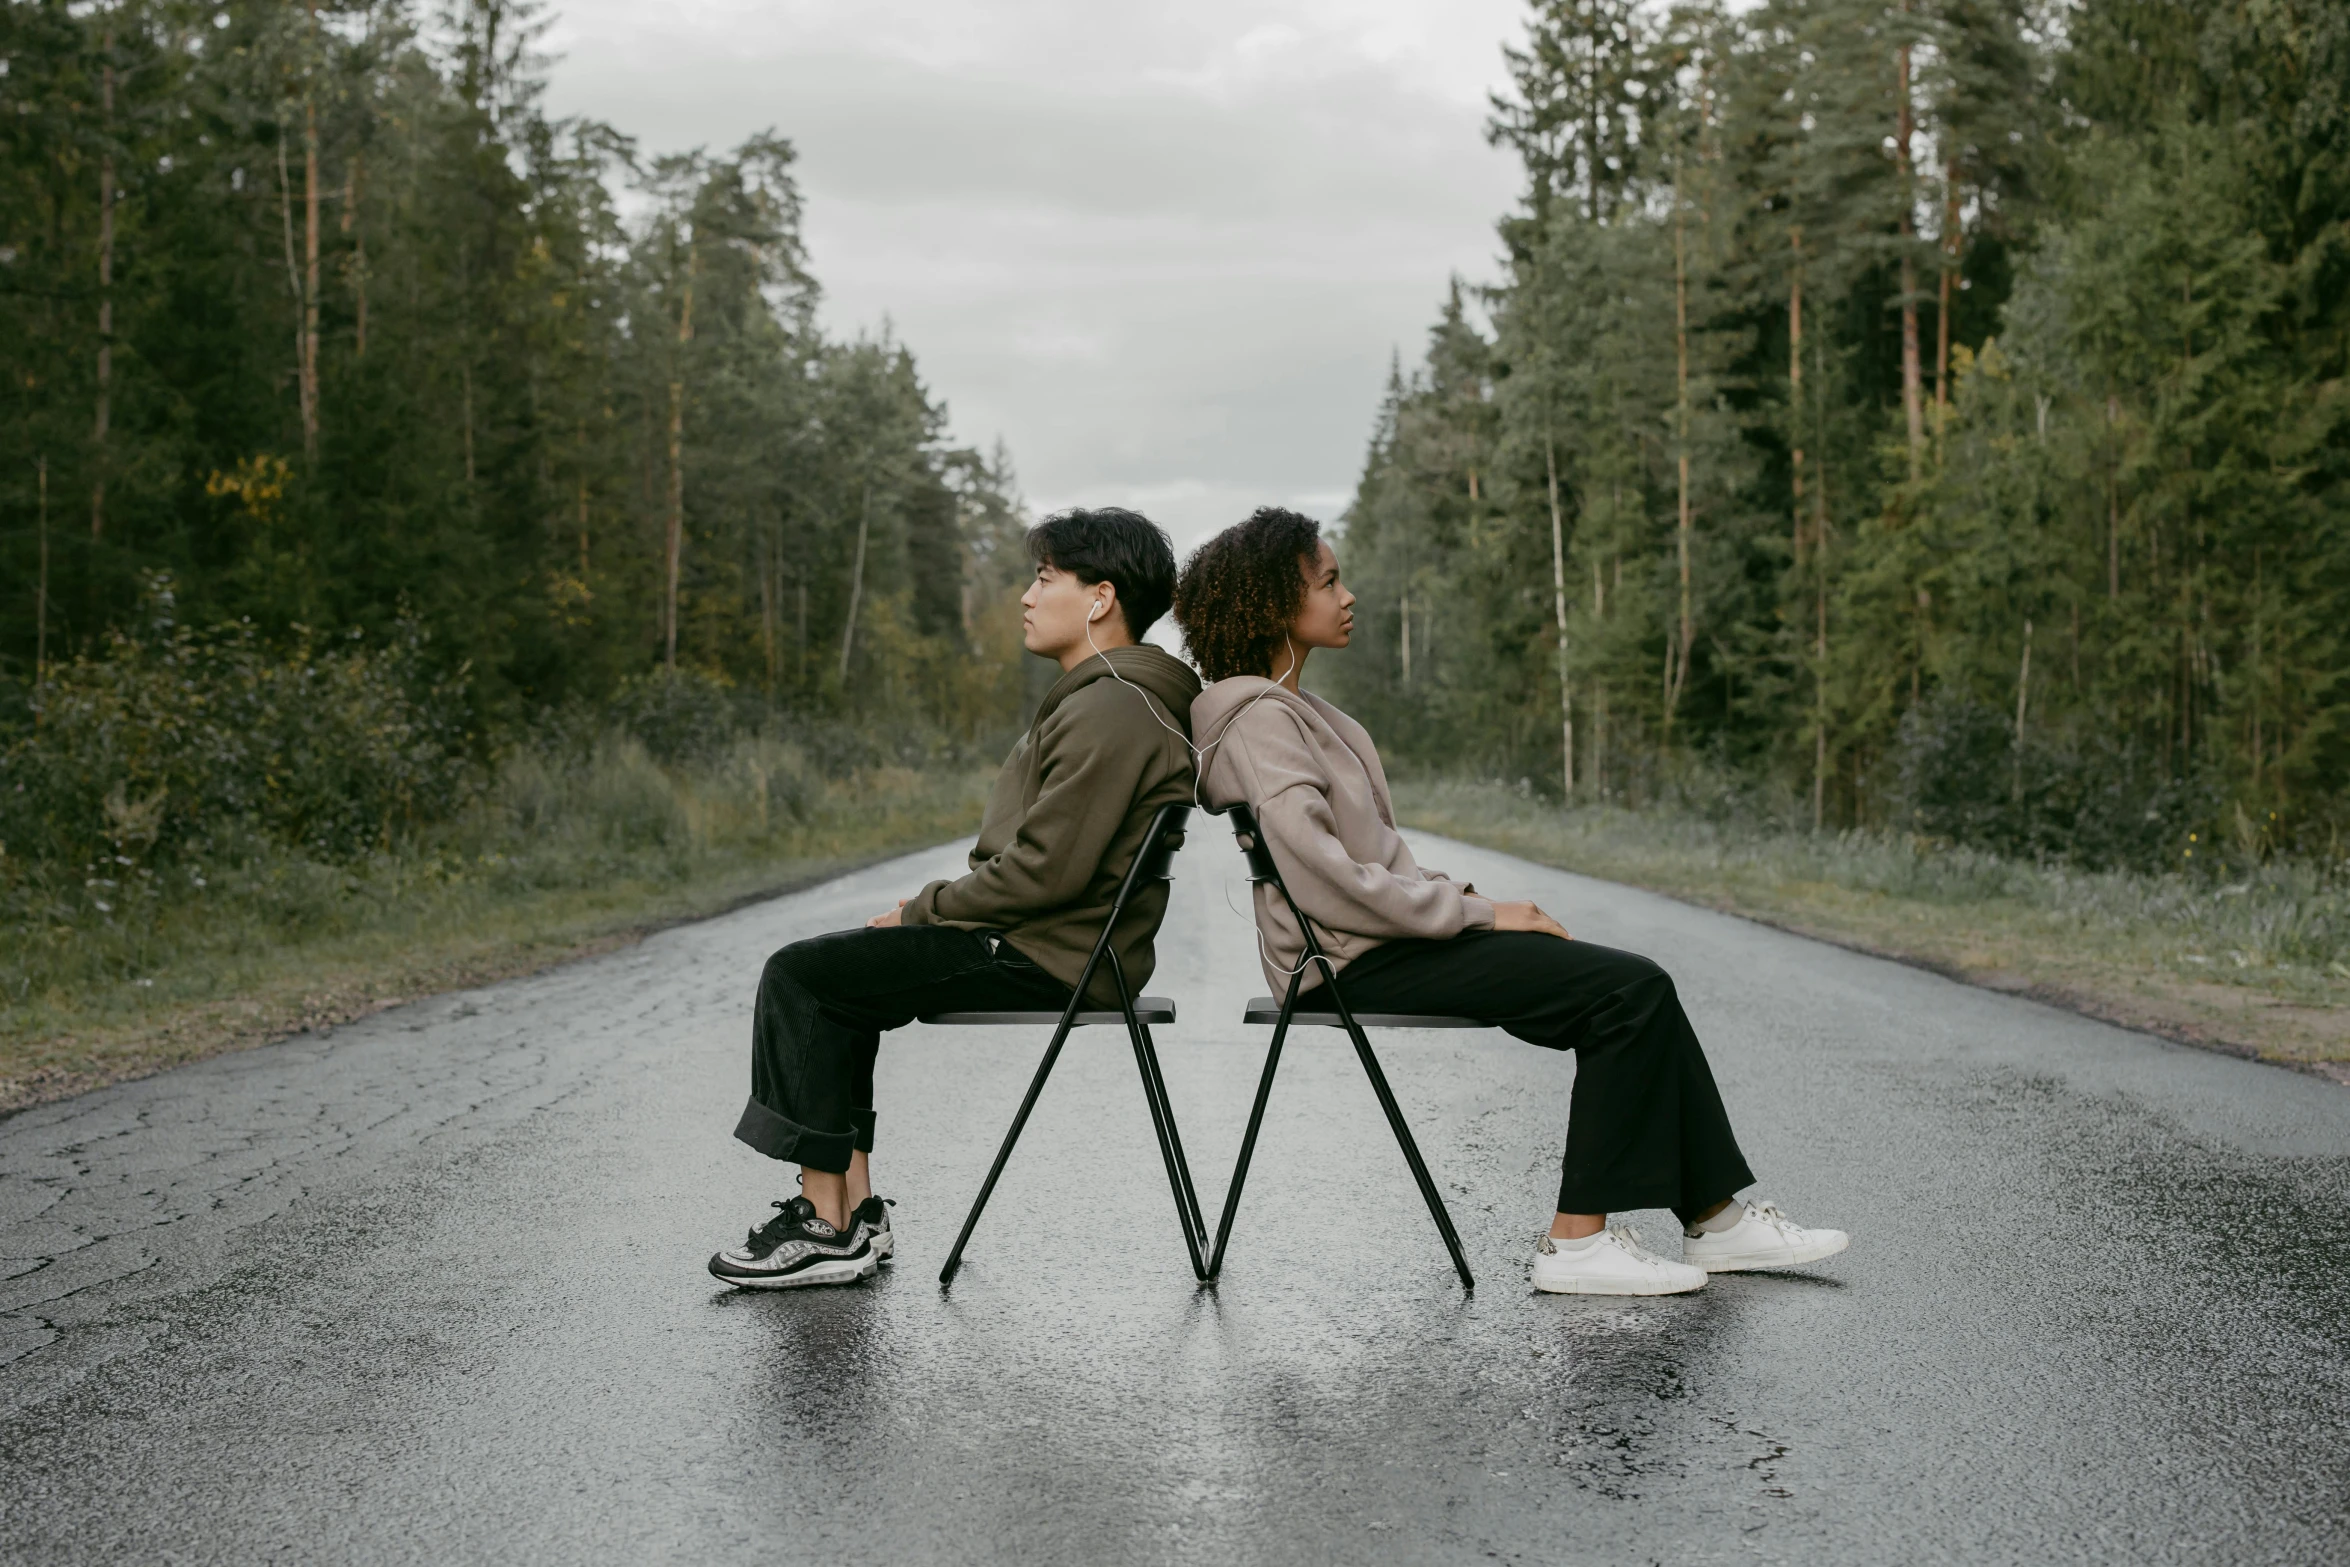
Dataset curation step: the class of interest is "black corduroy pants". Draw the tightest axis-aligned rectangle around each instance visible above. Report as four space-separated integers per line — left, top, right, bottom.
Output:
1330 930 1756 1222
732 925 1072 1173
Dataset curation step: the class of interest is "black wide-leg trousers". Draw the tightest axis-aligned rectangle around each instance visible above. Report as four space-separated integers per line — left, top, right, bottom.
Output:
1330 930 1756 1222
732 925 1072 1173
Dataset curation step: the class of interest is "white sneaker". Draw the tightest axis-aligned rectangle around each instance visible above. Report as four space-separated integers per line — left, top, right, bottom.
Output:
1531 1220 1708 1296
1681 1200 1849 1273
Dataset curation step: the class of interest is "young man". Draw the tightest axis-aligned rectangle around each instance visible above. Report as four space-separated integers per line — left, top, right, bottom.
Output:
710 506 1200 1288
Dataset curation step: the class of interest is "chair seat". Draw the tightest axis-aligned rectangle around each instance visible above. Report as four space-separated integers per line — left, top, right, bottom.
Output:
1241 997 1487 1028
923 997 1176 1026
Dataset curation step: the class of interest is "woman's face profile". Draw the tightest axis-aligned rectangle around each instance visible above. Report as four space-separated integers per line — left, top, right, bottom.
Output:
1290 540 1356 655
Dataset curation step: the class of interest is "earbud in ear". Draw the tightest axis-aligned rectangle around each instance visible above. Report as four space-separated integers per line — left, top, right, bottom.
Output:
1089 603 1105 621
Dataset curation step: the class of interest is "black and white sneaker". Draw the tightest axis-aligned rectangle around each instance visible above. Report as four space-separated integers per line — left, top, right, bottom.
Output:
708 1196 876 1289
848 1195 896 1264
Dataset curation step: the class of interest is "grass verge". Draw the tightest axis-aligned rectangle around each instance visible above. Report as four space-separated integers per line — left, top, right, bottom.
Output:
1396 778 2350 1081
2 756 989 1112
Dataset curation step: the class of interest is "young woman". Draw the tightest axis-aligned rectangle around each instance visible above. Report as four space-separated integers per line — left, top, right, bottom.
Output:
1172 507 1848 1295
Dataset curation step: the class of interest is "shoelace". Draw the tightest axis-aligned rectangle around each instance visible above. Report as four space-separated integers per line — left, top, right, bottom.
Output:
1744 1201 1803 1240
746 1198 813 1254
1540 1220 1669 1266
1604 1218 1673 1269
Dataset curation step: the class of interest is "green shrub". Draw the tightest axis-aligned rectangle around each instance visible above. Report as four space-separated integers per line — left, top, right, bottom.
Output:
0 579 472 878
1886 691 2228 873
0 583 1009 985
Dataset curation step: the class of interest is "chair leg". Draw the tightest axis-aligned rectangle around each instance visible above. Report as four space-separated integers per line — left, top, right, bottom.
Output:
1207 971 1304 1278
1342 1019 1475 1291
1135 1022 1209 1246
1124 1016 1207 1278
939 1016 1079 1287
1103 951 1206 1270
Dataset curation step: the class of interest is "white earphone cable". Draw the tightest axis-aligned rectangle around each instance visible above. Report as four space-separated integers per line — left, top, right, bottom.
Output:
1080 600 1317 976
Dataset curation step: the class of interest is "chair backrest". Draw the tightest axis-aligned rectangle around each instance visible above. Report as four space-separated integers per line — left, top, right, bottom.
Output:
1063 801 1191 1005
1102 802 1190 926
1218 802 1328 964
1221 802 1282 886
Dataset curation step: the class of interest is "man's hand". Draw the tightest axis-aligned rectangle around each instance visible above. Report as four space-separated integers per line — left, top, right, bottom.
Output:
1490 900 1571 940
866 899 909 929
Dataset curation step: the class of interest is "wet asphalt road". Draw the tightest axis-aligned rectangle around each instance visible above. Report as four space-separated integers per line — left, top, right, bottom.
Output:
3 831 2347 1565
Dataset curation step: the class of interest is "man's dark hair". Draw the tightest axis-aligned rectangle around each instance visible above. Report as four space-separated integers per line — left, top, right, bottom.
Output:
1171 506 1324 682
1026 507 1178 639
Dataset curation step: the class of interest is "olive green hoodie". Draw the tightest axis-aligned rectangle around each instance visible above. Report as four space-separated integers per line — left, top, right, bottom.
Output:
902 644 1200 1003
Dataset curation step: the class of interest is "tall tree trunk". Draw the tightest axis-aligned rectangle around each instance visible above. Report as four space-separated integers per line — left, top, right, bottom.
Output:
1595 686 1609 798
1545 430 1574 799
2106 395 2122 600
1667 173 1693 734
2012 617 2033 800
2246 549 2265 789
1789 229 1805 563
665 245 697 670
1935 157 1958 428
92 23 114 539
574 420 589 575
1895 36 1923 476
838 480 871 685
1584 13 1601 224
460 363 476 490
759 534 778 697
1813 342 1832 832
36 455 50 688
301 91 321 459
343 154 367 357
276 135 304 443
1592 553 1606 792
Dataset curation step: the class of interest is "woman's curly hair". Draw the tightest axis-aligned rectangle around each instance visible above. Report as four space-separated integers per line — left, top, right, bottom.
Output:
1172 506 1324 682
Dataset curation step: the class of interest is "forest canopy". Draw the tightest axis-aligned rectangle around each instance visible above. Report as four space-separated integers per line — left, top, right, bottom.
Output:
0 0 1032 743
1325 0 2349 870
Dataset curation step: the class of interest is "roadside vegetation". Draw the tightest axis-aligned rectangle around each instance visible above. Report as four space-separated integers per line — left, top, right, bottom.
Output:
0 601 991 1109
1397 777 2350 1073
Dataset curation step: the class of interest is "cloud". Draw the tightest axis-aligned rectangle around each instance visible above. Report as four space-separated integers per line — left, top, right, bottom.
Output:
541 0 1526 541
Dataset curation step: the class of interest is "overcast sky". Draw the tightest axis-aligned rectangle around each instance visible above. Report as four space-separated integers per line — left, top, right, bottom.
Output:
540 0 1528 556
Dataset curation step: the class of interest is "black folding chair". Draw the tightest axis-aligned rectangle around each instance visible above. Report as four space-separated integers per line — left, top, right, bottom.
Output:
929 802 1208 1286
1207 802 1480 1290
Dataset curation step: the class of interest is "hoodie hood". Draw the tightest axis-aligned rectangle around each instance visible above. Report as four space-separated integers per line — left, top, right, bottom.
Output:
1189 675 1304 752
1036 643 1202 733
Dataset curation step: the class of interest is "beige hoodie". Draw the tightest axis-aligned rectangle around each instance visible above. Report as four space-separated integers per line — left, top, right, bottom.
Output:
1191 678 1493 994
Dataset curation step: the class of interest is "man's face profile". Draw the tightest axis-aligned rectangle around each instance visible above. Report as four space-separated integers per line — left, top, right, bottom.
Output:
1021 563 1114 662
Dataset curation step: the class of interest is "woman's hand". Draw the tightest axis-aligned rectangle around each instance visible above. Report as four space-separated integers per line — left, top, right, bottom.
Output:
866 899 909 929
1490 900 1571 940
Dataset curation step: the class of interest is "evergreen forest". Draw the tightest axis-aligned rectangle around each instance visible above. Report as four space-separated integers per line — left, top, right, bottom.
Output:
1 0 1033 887
4 0 2348 1082
1328 0 2349 873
